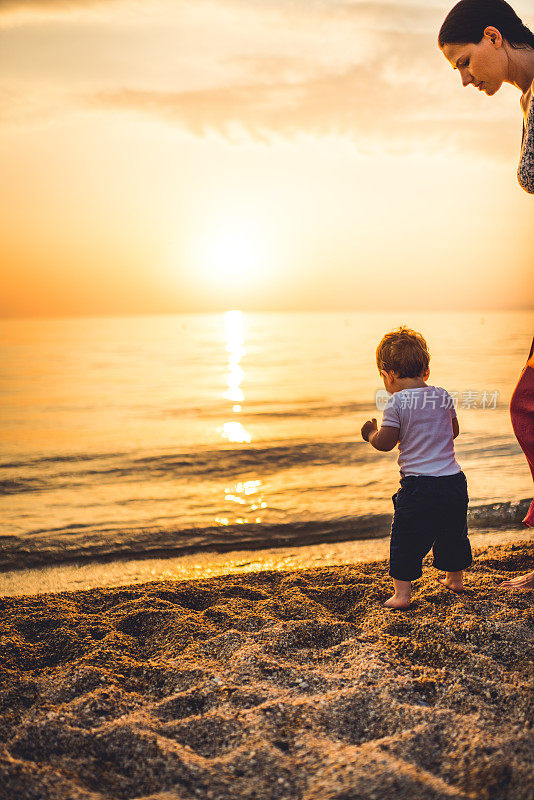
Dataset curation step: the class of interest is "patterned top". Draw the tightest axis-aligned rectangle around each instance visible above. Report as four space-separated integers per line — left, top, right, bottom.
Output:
518 84 534 194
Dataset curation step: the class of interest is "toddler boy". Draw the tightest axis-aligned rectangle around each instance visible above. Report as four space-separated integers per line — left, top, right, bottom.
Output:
361 326 472 609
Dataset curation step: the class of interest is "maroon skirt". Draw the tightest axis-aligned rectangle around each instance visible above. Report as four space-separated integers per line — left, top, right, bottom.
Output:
510 336 534 526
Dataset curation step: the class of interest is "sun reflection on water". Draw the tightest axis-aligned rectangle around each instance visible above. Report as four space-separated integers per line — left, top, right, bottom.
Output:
217 311 251 445
222 310 245 405
215 311 266 527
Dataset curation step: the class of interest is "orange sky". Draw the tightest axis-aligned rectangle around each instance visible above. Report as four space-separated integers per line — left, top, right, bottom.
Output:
1 0 533 317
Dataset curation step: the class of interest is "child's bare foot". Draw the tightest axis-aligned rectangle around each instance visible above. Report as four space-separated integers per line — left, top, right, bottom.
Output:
384 594 411 610
438 578 463 593
384 578 411 609
438 571 464 593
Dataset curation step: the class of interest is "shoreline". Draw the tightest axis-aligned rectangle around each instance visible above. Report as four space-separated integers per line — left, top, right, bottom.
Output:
0 540 533 800
1 499 530 575
1 526 532 598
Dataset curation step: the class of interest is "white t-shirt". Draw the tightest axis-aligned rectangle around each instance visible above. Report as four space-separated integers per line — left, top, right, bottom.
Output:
382 386 460 477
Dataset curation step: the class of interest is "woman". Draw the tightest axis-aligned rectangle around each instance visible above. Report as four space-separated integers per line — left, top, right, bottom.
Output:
439 0 534 194
439 0 534 588
504 341 534 588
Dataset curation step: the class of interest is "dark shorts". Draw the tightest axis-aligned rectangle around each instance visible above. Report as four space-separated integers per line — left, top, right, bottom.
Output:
390 470 472 582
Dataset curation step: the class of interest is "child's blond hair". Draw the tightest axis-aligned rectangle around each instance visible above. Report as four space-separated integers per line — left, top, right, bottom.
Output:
376 326 430 378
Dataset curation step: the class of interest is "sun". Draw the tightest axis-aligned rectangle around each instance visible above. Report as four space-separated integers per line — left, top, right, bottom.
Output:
188 214 275 292
183 214 276 298
207 231 260 282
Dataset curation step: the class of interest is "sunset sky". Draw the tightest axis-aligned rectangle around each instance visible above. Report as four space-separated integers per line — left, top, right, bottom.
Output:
1 0 533 317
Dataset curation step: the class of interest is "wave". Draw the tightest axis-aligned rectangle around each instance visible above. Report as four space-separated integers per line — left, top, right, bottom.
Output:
0 440 379 495
162 399 376 420
1 430 524 498
0 453 115 470
0 478 47 495
0 499 530 573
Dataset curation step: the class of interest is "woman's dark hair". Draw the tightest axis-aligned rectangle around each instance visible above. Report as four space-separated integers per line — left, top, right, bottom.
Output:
439 0 534 50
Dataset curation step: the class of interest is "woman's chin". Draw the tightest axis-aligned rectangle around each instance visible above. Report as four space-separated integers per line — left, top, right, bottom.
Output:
485 82 502 96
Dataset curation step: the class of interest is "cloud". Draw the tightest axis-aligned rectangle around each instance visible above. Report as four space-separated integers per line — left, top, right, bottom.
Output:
3 0 526 161
87 54 518 160
0 0 445 32
0 0 129 29
1 0 113 10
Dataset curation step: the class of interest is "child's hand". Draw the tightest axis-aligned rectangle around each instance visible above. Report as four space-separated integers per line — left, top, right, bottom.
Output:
361 418 378 442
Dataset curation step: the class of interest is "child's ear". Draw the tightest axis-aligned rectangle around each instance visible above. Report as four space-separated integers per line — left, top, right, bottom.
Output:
380 369 398 387
382 370 398 381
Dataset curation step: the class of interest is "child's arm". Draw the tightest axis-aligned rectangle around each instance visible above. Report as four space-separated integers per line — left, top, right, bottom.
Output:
361 418 399 452
452 416 459 439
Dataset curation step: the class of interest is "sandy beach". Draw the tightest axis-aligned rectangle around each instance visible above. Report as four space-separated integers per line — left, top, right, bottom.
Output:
1 540 533 800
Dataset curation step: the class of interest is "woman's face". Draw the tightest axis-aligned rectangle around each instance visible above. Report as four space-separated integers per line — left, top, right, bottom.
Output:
440 27 508 96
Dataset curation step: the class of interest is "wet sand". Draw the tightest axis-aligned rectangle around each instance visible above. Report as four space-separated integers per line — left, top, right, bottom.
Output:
1 541 533 800
1 527 532 598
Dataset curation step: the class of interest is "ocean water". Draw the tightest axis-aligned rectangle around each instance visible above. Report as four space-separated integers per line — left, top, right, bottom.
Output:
1 310 533 572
